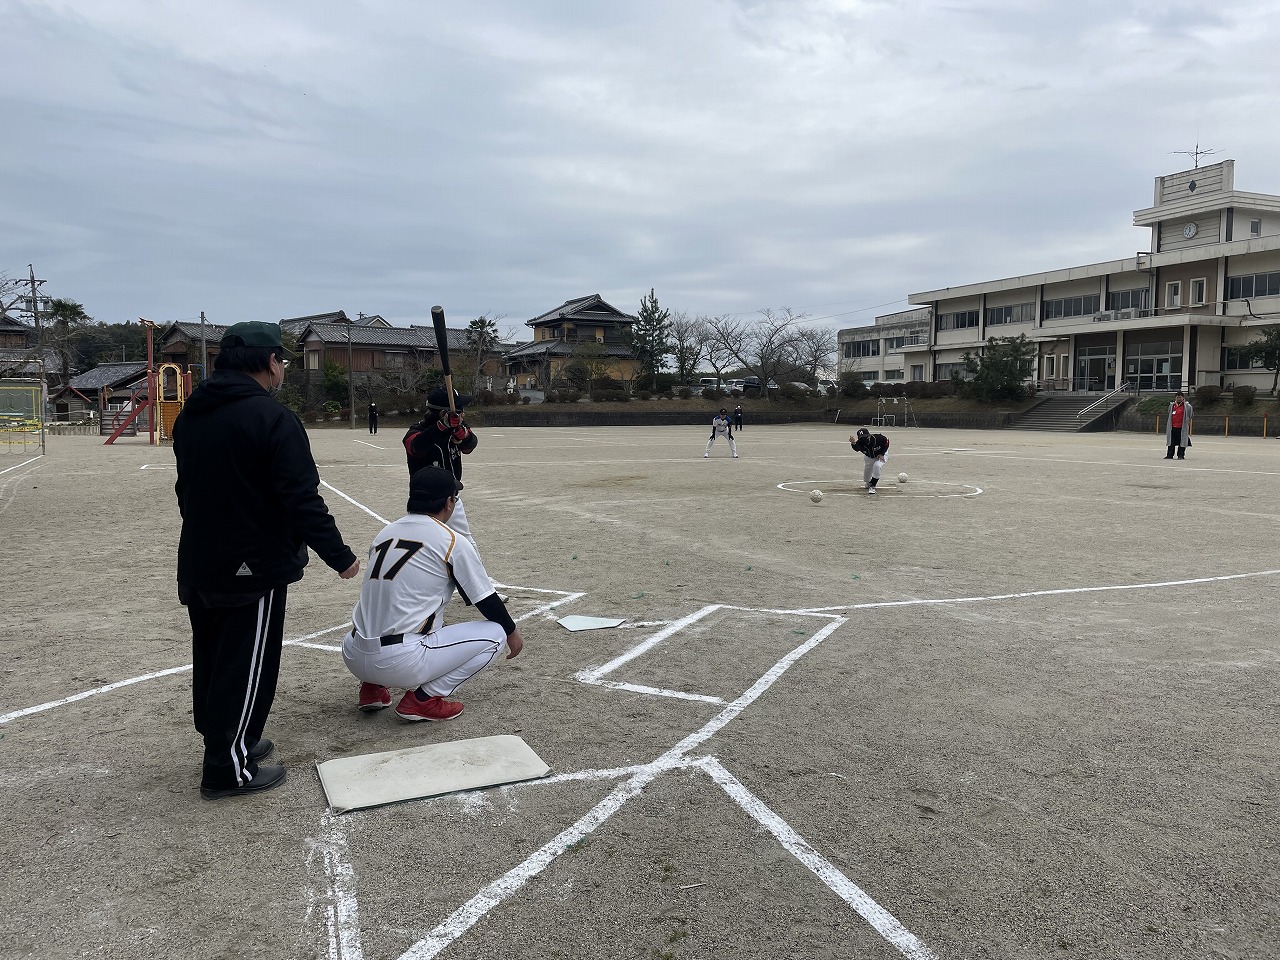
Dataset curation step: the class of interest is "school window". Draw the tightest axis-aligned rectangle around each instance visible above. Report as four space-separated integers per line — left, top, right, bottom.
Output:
1166 281 1181 309
1042 294 1100 319
885 336 906 350
1227 271 1280 299
843 340 879 358
910 364 925 381
985 302 1035 325
857 370 879 382
1222 347 1265 370
1190 279 1206 306
1106 288 1151 312
1044 355 1056 379
935 362 972 380
1251 219 1263 237
936 310 979 331
882 369 904 380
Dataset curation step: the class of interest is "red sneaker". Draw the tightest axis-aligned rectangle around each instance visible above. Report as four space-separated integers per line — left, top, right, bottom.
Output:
358 682 392 712
394 690 464 722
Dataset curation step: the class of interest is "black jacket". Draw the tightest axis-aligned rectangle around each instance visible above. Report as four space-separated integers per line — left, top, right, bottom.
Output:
851 433 890 458
173 371 357 593
403 415 478 480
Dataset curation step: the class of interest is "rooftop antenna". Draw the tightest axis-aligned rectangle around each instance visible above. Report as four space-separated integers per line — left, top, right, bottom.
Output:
1170 142 1220 168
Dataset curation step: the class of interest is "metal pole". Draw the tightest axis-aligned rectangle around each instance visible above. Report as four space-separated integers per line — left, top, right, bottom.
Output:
347 328 356 429
27 265 46 429
199 310 207 382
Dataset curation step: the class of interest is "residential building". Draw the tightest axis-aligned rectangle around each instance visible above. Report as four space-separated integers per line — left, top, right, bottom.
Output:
503 294 639 390
841 160 1280 393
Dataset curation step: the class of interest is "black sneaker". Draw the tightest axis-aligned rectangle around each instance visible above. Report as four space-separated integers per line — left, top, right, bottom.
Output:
201 764 287 800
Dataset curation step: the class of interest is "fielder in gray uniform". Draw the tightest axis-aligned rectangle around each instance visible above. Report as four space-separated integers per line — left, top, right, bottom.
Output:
342 467 524 721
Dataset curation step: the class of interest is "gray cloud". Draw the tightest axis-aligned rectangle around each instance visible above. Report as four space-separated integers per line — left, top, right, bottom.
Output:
5 0 1278 334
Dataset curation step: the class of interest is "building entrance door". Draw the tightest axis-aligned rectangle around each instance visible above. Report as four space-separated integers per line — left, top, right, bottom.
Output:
1076 347 1116 391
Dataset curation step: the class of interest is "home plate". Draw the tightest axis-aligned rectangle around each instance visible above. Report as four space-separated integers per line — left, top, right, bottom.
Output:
316 735 551 813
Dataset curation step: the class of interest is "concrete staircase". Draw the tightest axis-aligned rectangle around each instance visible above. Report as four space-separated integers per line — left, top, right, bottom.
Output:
1009 395 1132 432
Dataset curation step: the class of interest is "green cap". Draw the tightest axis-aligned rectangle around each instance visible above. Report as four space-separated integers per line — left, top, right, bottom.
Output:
221 321 284 350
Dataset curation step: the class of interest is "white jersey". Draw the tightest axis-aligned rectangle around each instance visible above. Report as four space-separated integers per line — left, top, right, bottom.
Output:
350 513 494 640
711 416 731 435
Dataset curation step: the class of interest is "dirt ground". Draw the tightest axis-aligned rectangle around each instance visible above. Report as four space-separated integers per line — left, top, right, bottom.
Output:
1 423 1277 960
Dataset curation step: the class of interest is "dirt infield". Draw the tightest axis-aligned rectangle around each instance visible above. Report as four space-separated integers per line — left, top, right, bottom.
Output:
1 424 1277 960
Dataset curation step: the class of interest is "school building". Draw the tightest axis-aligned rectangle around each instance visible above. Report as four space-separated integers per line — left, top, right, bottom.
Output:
839 160 1280 394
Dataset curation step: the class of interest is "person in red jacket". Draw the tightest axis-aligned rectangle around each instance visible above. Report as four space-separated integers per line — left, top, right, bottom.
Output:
1164 391 1193 459
850 427 891 495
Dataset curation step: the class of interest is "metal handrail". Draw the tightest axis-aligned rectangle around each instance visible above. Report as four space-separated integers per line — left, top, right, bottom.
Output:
1076 381 1131 418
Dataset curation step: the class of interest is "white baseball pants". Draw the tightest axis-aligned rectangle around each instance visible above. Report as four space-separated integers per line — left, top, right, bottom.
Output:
342 621 508 697
705 434 738 457
862 453 887 484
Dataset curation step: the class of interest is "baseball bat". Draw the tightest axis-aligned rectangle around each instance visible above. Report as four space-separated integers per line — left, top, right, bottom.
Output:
430 305 456 413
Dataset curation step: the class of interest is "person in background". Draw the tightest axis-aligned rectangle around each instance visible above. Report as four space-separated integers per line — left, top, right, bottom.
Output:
1164 391 1192 460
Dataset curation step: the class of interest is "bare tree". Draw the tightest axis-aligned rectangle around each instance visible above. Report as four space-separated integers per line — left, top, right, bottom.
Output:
701 315 737 388
790 325 837 381
706 307 810 399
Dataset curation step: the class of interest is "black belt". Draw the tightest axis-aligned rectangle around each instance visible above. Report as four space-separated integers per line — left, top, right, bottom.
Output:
379 633 404 647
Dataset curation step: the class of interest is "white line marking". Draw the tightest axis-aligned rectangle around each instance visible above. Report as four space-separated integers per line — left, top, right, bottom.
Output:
575 606 720 683
397 613 848 960
308 814 364 960
582 680 726 705
2 623 354 726
0 664 193 724
352 439 384 449
697 757 940 960
140 463 173 470
794 568 1280 613
320 479 390 525
0 455 42 476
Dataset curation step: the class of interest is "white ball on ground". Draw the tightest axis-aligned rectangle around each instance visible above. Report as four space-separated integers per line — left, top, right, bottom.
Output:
810 489 824 503
898 472 908 483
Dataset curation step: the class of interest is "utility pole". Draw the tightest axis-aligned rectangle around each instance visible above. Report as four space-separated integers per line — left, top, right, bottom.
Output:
346 327 356 429
27 264 47 424
199 310 208 382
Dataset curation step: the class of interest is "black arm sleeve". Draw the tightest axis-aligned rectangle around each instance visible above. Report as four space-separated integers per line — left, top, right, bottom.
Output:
475 593 517 635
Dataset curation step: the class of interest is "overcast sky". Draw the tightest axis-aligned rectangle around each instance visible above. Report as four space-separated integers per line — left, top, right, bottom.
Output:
6 0 1278 339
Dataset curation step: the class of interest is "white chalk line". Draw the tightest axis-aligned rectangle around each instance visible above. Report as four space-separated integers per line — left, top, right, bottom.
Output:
395 614 851 960
1 623 355 726
696 756 940 960
793 568 1280 613
575 606 720 683
0 454 43 476
305 814 364 960
581 679 726 705
320 479 390 526
0 663 194 725
777 480 983 499
352 439 384 449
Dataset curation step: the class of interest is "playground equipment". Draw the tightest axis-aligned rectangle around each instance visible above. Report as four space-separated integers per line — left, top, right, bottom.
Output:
0 376 46 455
104 319 191 445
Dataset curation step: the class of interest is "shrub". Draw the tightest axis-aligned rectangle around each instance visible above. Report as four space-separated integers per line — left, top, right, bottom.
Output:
520 395 531 404
638 390 653 400
303 410 320 423
323 400 341 415
1194 385 1222 405
592 390 628 402
676 387 694 400
778 382 807 401
339 407 351 421
700 387 720 401
475 389 498 406
1232 385 1258 405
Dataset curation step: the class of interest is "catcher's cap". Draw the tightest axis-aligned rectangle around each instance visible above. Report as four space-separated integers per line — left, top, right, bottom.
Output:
220 321 289 353
856 427 870 438
426 387 473 410
408 467 462 513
